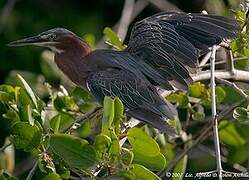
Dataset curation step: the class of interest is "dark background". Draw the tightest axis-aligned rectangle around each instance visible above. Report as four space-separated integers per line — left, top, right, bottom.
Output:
0 0 238 84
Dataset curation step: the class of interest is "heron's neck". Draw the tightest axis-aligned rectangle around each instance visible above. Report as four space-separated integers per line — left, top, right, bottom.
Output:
54 39 92 87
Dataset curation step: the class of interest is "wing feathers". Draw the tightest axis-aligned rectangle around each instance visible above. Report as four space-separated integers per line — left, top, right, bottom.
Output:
127 11 239 90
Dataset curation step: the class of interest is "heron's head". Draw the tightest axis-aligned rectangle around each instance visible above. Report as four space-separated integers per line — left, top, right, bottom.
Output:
8 28 84 54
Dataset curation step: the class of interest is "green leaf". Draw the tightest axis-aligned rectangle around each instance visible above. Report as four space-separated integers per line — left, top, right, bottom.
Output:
167 92 189 108
43 173 61 180
0 170 18 180
18 104 35 125
201 86 226 108
235 123 249 140
163 143 175 166
235 58 249 70
102 96 115 134
130 164 160 180
222 86 243 105
71 87 93 112
133 151 166 171
103 27 126 50
53 115 61 134
233 107 249 123
10 122 42 152
243 48 249 58
173 155 188 180
127 128 160 156
0 85 16 96
113 98 123 134
219 120 246 146
188 82 205 98
16 74 38 108
49 134 96 169
80 120 92 138
83 33 96 48
16 88 33 108
0 85 16 103
215 86 226 104
0 91 14 103
50 113 74 132
121 148 134 166
27 104 34 126
60 169 70 179
3 109 20 122
119 170 136 180
94 134 112 158
108 129 121 162
227 144 249 164
72 86 92 102
54 95 78 112
192 112 205 121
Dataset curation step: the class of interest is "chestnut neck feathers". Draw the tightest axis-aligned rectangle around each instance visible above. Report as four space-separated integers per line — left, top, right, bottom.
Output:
54 36 91 87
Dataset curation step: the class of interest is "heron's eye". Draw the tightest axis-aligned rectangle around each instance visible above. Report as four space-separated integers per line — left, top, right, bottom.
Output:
41 34 56 41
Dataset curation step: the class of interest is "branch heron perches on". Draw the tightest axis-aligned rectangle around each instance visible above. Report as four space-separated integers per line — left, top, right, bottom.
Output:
210 46 223 179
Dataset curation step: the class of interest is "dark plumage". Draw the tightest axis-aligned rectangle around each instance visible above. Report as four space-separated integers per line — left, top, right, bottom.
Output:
8 12 239 135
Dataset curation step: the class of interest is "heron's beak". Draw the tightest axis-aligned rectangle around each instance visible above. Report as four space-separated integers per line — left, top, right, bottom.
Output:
8 35 49 47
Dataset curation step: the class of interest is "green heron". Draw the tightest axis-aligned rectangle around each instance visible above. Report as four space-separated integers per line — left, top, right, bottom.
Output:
8 12 238 135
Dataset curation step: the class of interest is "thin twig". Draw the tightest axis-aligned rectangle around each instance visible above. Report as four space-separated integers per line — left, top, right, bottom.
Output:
26 160 38 180
216 78 249 99
210 46 223 179
198 56 248 69
227 51 235 74
62 107 102 133
117 0 135 42
234 56 249 61
199 51 212 67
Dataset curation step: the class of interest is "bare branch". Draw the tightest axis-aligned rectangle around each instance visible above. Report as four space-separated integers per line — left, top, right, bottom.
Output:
199 51 212 67
62 107 102 133
193 69 249 82
117 0 135 42
210 46 223 179
130 0 149 21
26 160 38 180
226 51 235 73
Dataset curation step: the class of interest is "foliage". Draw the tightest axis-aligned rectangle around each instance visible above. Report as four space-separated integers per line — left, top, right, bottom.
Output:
0 74 165 179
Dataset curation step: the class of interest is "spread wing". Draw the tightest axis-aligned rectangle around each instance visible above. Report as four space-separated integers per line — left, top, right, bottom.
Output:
86 68 176 134
127 11 239 89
